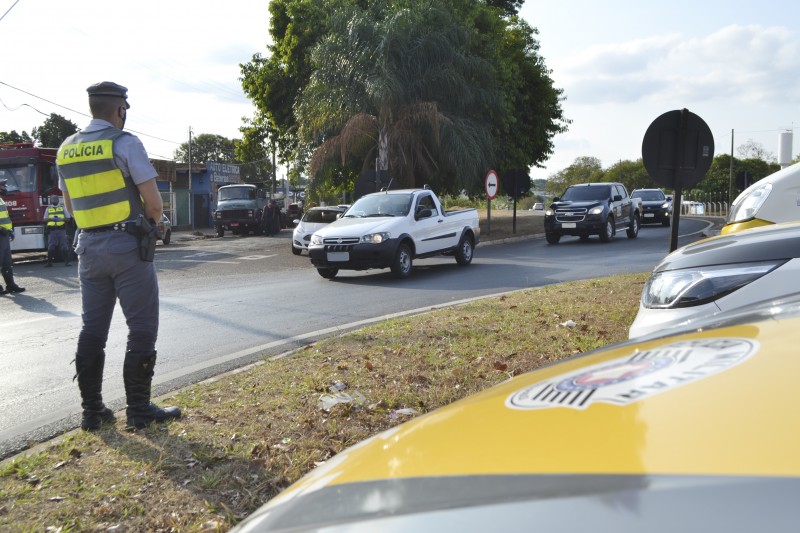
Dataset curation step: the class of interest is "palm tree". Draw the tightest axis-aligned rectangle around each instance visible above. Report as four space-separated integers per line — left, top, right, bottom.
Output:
295 1 502 193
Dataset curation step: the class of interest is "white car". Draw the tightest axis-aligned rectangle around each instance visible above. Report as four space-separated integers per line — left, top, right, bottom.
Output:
628 221 800 338
291 206 347 255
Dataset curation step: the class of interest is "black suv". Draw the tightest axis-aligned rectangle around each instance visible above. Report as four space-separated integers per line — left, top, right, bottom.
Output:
631 188 672 226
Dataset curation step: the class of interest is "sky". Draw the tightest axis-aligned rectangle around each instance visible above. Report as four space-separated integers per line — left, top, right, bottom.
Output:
2 0 799 181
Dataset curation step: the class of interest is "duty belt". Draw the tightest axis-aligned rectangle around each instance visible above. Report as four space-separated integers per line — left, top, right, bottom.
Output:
82 221 138 234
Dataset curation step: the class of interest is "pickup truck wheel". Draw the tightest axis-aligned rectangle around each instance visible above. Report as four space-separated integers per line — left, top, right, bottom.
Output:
317 267 338 279
455 235 474 266
161 229 171 245
391 243 413 278
545 232 561 244
662 217 671 227
216 226 224 238
627 214 640 239
599 217 614 242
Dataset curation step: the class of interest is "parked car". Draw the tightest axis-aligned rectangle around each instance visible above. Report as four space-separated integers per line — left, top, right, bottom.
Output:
291 206 347 255
628 221 800 338
286 203 304 225
631 188 671 226
159 213 172 245
723 160 800 234
230 293 800 532
532 202 544 211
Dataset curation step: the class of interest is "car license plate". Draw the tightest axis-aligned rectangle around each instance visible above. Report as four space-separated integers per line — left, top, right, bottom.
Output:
231 222 239 227
561 222 576 228
644 213 654 218
327 252 349 262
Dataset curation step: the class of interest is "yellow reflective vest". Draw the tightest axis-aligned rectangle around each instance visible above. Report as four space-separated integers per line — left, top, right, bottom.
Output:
57 128 143 229
46 205 66 227
0 197 11 232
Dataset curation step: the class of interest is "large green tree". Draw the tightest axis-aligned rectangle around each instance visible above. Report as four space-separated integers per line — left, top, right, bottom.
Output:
297 1 504 192
174 133 238 164
546 156 604 195
31 114 78 148
240 0 567 197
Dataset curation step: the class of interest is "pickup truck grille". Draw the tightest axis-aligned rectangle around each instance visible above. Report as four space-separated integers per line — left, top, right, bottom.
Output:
218 209 253 220
554 207 587 222
321 237 360 252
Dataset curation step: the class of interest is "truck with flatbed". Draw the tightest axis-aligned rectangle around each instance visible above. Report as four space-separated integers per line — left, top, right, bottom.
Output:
308 188 480 279
544 182 641 244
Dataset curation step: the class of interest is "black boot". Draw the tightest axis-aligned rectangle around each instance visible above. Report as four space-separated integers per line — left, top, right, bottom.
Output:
123 351 181 429
45 254 53 267
75 349 115 430
1 271 24 293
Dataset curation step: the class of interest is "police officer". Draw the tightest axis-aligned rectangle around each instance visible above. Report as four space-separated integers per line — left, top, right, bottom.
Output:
0 179 25 295
44 194 71 267
57 81 180 431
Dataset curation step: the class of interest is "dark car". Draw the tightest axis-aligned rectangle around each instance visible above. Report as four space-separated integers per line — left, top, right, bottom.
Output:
631 188 672 226
286 203 304 224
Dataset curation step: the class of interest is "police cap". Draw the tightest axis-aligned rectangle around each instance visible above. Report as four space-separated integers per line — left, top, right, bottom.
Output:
87 81 130 108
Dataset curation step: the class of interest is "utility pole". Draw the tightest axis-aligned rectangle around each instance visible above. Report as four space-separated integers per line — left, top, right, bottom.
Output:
188 126 194 229
728 128 734 205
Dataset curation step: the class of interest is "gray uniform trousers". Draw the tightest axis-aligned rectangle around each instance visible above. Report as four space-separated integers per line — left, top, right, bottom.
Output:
75 230 159 353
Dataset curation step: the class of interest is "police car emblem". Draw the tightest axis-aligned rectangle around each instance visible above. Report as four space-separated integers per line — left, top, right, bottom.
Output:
506 338 758 410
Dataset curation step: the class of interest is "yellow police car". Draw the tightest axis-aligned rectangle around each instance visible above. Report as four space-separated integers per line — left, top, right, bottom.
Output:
231 295 800 532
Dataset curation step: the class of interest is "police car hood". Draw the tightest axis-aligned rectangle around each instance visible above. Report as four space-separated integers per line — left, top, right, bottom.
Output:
231 300 800 533
654 220 800 273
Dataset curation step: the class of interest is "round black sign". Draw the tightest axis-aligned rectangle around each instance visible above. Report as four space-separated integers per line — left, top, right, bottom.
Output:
641 109 714 190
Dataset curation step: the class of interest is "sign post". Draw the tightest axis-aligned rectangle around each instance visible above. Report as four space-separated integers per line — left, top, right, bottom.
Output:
485 170 498 235
642 109 714 252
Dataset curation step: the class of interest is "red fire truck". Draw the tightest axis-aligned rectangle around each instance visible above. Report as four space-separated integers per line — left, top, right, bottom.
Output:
0 142 64 253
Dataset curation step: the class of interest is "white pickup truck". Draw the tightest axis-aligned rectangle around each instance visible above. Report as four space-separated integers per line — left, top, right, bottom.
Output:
308 188 480 279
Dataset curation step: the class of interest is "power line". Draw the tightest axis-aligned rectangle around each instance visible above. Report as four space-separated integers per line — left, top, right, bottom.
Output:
0 79 183 147
0 0 20 24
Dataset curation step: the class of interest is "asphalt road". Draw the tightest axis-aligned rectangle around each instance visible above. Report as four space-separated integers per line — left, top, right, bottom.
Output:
0 218 714 460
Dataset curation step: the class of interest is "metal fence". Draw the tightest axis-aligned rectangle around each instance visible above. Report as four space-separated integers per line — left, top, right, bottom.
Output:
679 192 729 218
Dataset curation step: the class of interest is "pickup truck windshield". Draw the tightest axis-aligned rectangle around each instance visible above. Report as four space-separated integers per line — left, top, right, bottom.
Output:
345 193 413 217
560 186 611 201
218 188 256 201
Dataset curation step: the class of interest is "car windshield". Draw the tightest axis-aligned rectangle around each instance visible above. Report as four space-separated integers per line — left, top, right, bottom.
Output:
560 186 611 201
218 187 255 201
633 190 665 201
303 209 342 223
345 193 413 217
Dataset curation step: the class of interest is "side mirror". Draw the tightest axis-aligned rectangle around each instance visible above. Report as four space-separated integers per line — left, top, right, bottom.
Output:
416 208 432 220
613 194 623 201
553 197 560 202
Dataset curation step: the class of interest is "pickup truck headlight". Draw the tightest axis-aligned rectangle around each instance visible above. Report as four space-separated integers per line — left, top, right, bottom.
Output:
310 234 323 246
360 232 390 244
588 206 604 215
545 208 554 216
641 260 785 309
661 202 670 209
729 182 772 223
